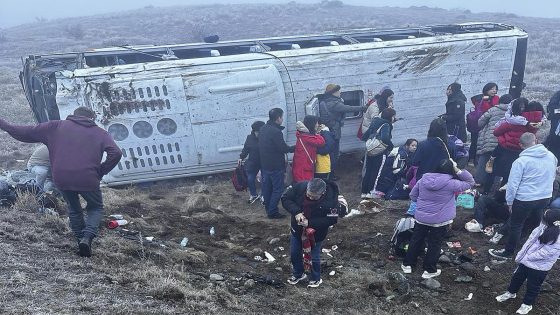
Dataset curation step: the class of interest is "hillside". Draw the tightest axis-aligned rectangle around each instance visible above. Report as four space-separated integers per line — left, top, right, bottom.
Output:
0 3 559 315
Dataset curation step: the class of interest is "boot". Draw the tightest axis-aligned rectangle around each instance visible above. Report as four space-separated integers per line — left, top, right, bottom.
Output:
78 236 93 257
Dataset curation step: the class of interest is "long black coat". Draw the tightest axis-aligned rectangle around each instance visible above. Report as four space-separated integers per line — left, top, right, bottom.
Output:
258 120 294 171
444 91 467 142
240 133 260 172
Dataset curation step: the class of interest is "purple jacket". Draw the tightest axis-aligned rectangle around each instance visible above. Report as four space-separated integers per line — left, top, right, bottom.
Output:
410 170 474 225
0 116 122 191
516 223 560 271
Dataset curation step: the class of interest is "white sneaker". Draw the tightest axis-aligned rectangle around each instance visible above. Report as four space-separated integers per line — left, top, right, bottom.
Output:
363 193 375 199
496 291 516 302
307 278 323 288
287 273 307 285
401 264 412 274
489 233 504 244
360 193 368 199
421 269 441 279
516 304 532 314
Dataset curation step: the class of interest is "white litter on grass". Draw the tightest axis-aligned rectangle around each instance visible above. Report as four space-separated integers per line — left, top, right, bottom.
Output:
329 271 336 276
254 256 263 261
484 266 491 272
331 245 338 251
464 293 473 301
336 265 343 269
345 209 363 218
326 253 334 258
322 248 331 253
145 236 154 242
282 255 287 258
264 251 276 263
277 246 284 251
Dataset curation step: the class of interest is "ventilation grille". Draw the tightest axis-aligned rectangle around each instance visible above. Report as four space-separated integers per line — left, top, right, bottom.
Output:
117 142 183 170
104 85 172 117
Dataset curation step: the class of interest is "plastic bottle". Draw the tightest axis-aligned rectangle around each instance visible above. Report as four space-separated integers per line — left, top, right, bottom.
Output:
209 226 215 236
180 237 189 247
107 219 128 229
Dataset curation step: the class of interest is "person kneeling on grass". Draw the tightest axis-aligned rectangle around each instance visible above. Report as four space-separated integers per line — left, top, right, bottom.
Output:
281 178 346 288
495 209 560 315
401 159 474 279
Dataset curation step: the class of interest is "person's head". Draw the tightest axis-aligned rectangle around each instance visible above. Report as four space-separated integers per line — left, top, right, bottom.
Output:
434 159 457 176
499 94 514 105
526 101 545 114
73 107 96 120
376 88 394 109
380 108 397 123
251 120 265 136
482 82 498 97
511 97 529 116
325 84 341 97
405 138 418 152
519 132 536 150
303 115 320 134
427 117 448 140
446 82 461 96
268 108 284 125
306 178 327 200
538 209 560 245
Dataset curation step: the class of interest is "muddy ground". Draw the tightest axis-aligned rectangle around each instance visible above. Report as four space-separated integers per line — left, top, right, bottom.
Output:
1 154 559 314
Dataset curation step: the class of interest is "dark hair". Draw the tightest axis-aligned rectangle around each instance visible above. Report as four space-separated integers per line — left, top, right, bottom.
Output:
405 138 418 146
511 97 529 116
448 82 462 94
538 209 560 245
375 89 394 111
380 108 396 121
251 121 265 133
499 94 514 105
434 159 456 176
482 82 498 96
73 107 96 119
526 101 545 114
427 117 448 139
303 115 320 134
268 108 284 122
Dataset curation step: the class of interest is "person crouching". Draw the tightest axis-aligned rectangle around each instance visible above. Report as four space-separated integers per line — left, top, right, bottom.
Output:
281 178 344 288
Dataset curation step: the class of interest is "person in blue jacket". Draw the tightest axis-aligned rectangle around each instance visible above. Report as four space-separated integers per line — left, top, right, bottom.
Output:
412 117 456 181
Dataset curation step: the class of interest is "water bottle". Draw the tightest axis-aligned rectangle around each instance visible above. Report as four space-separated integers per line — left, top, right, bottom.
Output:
107 219 128 229
180 237 189 247
209 226 215 236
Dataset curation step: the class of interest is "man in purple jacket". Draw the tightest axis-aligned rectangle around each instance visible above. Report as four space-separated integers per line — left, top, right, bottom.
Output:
0 107 122 257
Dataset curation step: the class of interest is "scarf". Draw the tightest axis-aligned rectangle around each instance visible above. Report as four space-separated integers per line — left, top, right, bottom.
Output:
301 196 320 272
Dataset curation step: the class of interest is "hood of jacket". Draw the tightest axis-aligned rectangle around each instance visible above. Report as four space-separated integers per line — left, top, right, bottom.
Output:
419 173 455 191
296 121 309 133
66 115 97 127
520 144 551 158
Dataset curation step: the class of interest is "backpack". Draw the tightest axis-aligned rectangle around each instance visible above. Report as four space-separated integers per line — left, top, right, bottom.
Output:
449 135 469 159
466 97 484 133
231 164 248 192
0 180 17 206
390 216 415 257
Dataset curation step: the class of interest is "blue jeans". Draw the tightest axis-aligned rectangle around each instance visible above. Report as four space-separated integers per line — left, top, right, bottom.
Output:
550 197 560 209
261 169 285 217
61 189 104 240
290 234 322 281
29 165 50 190
246 168 259 197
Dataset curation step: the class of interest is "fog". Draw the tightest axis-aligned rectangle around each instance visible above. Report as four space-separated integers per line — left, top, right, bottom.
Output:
0 0 558 28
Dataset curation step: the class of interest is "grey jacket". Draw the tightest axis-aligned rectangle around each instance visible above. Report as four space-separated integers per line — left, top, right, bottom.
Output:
318 94 365 139
477 103 508 155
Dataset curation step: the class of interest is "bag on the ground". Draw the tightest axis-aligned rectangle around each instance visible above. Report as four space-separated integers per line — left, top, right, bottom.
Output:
232 164 248 192
385 178 410 200
0 180 17 206
456 192 475 209
390 216 415 257
366 124 388 157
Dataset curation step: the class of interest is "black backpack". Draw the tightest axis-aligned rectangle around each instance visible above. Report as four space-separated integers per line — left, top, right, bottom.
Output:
390 217 415 257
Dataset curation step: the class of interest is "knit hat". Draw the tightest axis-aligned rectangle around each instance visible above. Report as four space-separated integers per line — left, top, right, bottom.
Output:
325 84 341 94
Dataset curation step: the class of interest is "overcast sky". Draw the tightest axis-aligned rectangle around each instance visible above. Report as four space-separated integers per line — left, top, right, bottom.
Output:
1 0 558 28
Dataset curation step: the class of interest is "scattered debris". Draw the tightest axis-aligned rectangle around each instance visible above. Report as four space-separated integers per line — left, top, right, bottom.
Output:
446 241 462 249
145 236 154 242
331 245 338 251
329 271 336 276
277 246 284 251
491 259 507 265
359 199 382 213
484 266 491 272
209 226 215 236
254 256 263 261
209 274 224 281
180 237 189 247
109 214 124 220
454 276 473 283
107 219 128 229
268 237 280 245
345 208 363 218
326 253 334 258
322 248 331 253
264 251 276 263
464 293 473 301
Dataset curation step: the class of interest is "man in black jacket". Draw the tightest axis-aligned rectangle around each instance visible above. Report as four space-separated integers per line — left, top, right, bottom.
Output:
281 178 346 288
258 108 294 219
545 90 560 162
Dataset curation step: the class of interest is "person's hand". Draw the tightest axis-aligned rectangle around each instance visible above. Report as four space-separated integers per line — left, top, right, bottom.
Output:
295 213 305 223
483 95 489 100
300 218 309 227
529 122 543 128
237 159 243 166
508 205 512 213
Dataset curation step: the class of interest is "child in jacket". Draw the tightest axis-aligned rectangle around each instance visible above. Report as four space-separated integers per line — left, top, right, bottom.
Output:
315 124 335 180
495 208 560 314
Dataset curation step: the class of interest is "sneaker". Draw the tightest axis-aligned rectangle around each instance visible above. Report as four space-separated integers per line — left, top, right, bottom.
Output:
363 193 375 199
421 269 441 279
248 195 260 204
78 237 92 257
516 304 532 314
369 190 385 199
307 278 323 288
268 213 286 219
496 291 517 302
401 264 412 274
489 233 504 244
488 248 513 260
485 158 495 173
287 273 307 285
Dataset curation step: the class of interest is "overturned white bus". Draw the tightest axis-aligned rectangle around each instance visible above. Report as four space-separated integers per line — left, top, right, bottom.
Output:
20 22 528 185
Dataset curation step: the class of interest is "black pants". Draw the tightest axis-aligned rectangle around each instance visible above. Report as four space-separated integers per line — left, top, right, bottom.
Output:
331 138 340 173
361 153 386 194
473 194 509 227
508 263 548 305
403 223 447 273
468 131 478 162
504 198 549 254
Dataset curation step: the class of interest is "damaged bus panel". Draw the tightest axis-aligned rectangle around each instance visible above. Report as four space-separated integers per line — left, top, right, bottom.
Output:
19 22 528 186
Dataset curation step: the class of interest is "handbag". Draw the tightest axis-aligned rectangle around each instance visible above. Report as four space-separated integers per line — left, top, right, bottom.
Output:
366 123 388 157
456 192 475 209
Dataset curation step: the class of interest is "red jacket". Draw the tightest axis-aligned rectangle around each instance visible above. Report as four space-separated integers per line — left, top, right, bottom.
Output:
493 119 538 151
292 131 325 182
472 95 500 113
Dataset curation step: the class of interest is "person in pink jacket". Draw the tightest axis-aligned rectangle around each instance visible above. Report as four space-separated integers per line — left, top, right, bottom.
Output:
401 159 474 279
495 209 560 314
